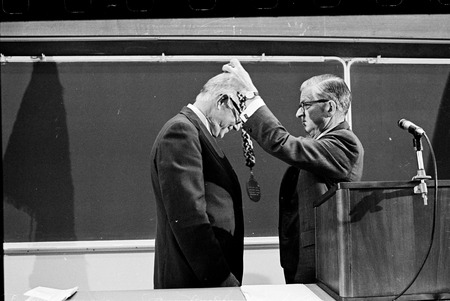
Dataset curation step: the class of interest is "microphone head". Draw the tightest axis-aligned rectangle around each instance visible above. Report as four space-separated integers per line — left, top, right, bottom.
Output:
398 118 408 129
398 118 425 136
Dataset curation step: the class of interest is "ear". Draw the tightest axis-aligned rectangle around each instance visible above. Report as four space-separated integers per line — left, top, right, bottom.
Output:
216 94 227 109
327 100 337 116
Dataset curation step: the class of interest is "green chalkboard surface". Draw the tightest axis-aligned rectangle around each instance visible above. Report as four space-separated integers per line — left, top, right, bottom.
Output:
2 60 344 242
350 63 450 182
3 60 449 242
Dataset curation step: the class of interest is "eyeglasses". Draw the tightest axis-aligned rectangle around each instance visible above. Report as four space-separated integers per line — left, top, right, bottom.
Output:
229 97 243 124
220 94 242 124
298 99 330 113
229 97 242 115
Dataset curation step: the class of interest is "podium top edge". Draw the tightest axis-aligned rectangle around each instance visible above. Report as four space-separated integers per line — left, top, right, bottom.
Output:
313 179 449 207
335 179 449 189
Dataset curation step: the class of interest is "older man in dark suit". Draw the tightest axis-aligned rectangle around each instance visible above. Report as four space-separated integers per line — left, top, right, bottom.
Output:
223 59 364 284
150 71 251 289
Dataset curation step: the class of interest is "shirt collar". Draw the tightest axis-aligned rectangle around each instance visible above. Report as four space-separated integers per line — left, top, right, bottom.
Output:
187 103 211 135
316 120 348 140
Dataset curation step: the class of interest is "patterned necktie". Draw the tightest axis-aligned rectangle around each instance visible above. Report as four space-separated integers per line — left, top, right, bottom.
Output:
238 93 261 202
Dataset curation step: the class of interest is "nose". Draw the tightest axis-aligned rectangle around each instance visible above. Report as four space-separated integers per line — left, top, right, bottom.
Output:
296 107 304 119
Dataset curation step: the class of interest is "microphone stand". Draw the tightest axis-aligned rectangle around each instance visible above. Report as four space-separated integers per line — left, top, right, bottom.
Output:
412 135 431 205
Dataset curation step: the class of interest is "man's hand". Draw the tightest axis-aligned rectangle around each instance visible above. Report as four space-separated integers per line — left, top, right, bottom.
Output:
222 58 258 94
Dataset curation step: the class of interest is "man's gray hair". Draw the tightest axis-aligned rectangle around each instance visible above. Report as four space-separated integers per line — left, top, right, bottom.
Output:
300 74 351 114
199 72 247 100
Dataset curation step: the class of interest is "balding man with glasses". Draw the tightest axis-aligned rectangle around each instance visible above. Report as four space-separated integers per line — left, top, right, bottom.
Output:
151 71 253 289
223 59 364 284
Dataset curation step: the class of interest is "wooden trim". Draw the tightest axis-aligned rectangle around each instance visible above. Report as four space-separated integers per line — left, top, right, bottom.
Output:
315 180 450 208
335 180 450 190
336 188 349 296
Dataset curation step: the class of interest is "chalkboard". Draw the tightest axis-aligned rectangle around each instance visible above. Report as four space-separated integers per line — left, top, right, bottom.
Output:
3 60 449 242
350 63 450 182
2 60 344 242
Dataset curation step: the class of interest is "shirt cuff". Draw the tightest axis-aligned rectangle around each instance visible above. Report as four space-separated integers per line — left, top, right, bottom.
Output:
240 97 265 123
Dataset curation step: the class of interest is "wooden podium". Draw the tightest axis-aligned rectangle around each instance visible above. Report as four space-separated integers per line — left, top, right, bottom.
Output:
314 180 450 301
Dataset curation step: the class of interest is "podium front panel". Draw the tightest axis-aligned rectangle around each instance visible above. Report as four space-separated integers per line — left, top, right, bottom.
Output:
315 180 450 300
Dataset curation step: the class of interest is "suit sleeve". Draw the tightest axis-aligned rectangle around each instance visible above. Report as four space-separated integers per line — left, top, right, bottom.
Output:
243 105 360 181
153 119 231 286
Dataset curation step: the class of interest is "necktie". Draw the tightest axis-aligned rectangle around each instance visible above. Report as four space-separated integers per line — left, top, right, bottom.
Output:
238 93 261 202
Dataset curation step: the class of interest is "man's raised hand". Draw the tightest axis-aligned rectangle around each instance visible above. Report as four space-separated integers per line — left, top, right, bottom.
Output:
222 58 258 94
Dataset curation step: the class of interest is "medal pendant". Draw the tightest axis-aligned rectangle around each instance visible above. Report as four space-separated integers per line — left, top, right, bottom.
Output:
246 171 261 202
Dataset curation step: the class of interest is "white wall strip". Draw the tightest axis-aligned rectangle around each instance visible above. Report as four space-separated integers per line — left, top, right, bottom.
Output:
3 239 154 254
2 15 449 40
3 236 279 255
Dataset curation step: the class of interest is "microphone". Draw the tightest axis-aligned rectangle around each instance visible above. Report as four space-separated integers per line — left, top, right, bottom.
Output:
398 118 431 205
398 119 425 137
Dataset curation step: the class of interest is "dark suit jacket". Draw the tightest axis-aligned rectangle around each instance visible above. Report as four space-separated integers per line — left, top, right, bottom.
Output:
243 105 364 283
150 106 244 289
